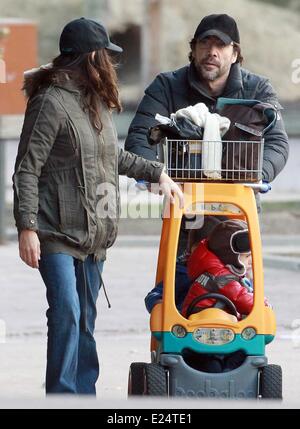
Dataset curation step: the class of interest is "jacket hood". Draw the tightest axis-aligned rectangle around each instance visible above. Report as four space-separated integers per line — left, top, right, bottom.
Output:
207 219 249 275
187 238 246 280
187 239 230 279
23 63 51 98
23 63 80 98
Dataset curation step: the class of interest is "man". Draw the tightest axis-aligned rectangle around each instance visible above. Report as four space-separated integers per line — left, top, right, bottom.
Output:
125 13 289 185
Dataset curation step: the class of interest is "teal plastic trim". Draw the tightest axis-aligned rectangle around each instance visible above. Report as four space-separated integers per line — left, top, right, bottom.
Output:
264 334 275 345
153 332 272 356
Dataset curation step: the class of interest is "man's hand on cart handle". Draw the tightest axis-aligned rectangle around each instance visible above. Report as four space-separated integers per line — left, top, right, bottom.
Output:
135 179 149 191
244 181 271 194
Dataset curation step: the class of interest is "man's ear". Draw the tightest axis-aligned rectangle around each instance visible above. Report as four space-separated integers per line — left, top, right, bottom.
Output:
231 50 238 64
191 46 196 60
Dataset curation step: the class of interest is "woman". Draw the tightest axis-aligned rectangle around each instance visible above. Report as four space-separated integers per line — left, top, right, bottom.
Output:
13 17 184 395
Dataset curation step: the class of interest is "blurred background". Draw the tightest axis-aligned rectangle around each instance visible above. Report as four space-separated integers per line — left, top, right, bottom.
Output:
1 0 300 109
0 0 300 403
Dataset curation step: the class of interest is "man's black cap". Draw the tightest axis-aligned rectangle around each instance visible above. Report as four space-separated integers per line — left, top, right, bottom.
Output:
194 14 240 45
59 17 123 54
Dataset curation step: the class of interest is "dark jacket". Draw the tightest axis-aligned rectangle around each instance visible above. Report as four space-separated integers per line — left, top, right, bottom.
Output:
145 261 190 314
125 63 289 183
13 78 164 261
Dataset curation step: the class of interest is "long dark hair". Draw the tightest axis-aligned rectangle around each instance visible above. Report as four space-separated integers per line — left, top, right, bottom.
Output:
23 49 122 132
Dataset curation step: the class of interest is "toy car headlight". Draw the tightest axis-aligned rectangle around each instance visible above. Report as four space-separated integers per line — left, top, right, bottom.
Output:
171 325 187 338
193 328 235 345
241 327 256 340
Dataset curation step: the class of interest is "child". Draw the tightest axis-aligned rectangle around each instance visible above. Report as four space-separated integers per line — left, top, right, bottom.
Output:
182 219 268 319
181 219 271 373
145 216 221 313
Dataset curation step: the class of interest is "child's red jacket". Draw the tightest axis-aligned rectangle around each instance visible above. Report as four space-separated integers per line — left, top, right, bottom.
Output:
181 239 254 317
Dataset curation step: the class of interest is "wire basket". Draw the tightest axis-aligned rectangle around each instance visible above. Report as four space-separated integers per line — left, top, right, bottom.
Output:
162 138 264 182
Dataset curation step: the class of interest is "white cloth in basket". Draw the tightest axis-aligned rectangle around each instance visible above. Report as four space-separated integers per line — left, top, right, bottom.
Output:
172 103 230 179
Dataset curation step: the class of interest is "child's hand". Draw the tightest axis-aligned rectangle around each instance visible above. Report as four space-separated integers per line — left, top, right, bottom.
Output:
264 297 273 309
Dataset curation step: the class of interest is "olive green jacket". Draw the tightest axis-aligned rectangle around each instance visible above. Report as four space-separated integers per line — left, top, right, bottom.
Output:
13 80 164 261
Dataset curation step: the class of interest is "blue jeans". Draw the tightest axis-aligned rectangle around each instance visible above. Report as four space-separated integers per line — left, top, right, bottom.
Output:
38 253 104 395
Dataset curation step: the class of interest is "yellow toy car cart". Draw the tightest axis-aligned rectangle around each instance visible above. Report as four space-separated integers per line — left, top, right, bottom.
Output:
128 135 282 399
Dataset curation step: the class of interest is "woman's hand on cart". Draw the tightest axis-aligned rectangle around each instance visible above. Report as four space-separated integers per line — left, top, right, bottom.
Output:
158 172 184 209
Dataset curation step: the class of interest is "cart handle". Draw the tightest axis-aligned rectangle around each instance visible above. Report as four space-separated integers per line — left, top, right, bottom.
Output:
244 182 271 193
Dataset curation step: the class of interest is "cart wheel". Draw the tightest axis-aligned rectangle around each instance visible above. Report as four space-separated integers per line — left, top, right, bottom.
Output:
143 363 167 396
260 364 282 399
128 362 147 396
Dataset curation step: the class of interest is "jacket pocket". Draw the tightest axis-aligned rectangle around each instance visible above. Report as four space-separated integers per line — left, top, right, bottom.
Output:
57 184 85 230
104 218 118 249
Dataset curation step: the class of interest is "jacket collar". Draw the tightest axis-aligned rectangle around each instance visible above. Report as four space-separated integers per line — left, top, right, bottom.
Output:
23 63 82 98
53 76 81 95
223 62 243 96
188 61 243 101
187 239 223 279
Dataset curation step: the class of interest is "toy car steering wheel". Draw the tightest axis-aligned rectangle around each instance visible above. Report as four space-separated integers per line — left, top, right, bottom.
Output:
185 293 238 319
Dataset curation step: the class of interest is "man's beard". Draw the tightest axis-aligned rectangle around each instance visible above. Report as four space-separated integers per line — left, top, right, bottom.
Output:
194 58 224 81
198 65 221 81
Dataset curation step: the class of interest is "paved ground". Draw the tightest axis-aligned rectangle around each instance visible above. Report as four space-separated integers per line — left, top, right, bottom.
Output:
0 239 300 407
1 131 300 408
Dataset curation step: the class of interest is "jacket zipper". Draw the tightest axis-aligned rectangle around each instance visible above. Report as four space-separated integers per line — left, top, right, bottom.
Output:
87 119 107 254
68 118 92 244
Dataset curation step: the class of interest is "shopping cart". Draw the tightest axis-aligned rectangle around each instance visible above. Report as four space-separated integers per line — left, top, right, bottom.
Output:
128 137 281 399
162 138 264 182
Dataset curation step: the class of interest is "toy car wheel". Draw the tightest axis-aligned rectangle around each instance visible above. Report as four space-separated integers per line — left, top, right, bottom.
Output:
143 363 168 396
260 364 282 399
128 362 147 396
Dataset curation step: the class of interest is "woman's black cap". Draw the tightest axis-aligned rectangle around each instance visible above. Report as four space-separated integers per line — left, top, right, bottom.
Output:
59 17 123 54
194 14 240 45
